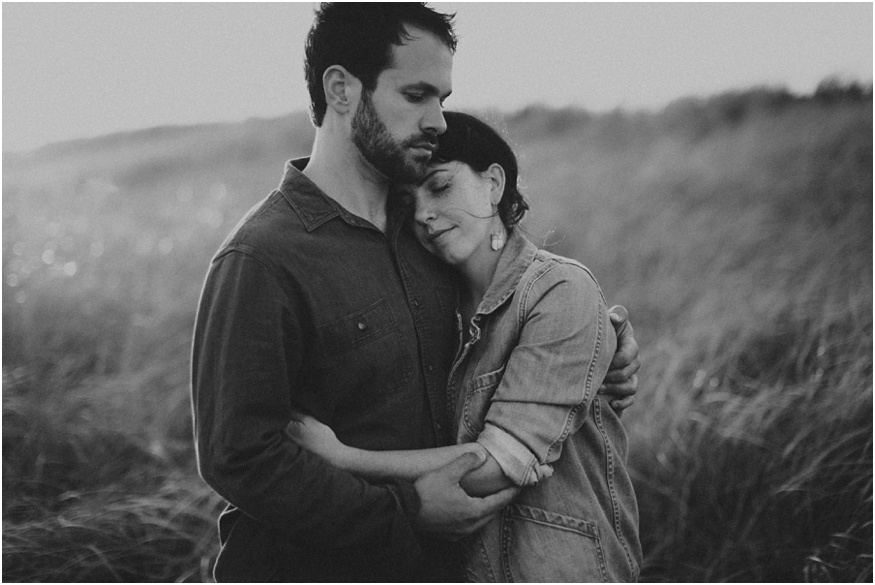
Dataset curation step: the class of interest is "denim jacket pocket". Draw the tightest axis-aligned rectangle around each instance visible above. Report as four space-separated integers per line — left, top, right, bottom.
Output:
461 367 505 439
316 297 396 356
501 504 610 583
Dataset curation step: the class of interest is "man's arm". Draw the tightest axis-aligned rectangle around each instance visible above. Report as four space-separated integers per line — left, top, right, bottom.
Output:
600 305 641 411
192 250 424 565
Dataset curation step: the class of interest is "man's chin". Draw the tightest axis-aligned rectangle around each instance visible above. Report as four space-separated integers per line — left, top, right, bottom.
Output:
390 159 429 184
406 154 432 178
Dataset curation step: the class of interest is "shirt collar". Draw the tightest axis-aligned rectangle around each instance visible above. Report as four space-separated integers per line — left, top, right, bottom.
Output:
476 227 537 316
278 157 388 233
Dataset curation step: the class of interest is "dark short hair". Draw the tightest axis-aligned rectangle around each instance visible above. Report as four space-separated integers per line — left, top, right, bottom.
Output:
434 111 530 228
304 3 457 127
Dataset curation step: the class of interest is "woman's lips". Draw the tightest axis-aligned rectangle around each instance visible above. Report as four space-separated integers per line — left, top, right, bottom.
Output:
427 227 454 243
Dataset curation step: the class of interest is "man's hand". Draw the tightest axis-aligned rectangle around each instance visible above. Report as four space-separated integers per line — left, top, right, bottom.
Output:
600 305 641 412
414 451 518 541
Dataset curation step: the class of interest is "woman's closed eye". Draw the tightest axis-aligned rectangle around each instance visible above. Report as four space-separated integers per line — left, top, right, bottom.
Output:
428 182 451 197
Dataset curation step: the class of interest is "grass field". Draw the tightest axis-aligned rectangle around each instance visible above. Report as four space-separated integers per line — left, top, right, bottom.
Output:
3 85 872 581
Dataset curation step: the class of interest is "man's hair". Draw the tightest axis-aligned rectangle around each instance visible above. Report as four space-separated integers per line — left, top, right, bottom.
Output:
434 111 530 228
304 3 457 127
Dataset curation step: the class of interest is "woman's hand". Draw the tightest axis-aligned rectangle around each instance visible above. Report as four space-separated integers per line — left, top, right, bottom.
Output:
285 412 350 468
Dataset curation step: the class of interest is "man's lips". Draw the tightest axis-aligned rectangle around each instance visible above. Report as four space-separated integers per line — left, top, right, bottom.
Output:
409 140 436 154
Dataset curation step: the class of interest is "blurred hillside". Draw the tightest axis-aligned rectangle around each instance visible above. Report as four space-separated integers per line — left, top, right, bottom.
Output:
3 83 872 581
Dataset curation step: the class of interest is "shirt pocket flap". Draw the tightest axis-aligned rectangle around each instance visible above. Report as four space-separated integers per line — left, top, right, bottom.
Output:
471 366 506 391
317 297 395 356
462 366 506 436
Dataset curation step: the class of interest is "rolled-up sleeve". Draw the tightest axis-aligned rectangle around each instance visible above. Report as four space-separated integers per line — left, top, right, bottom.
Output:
477 263 617 487
191 248 422 566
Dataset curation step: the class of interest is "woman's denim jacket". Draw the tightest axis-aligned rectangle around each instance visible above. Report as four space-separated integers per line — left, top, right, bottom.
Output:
450 228 642 582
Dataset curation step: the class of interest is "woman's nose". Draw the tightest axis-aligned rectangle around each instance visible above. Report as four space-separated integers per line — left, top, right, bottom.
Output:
413 197 435 225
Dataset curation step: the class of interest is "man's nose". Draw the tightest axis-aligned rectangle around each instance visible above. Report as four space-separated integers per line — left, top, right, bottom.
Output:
422 101 447 136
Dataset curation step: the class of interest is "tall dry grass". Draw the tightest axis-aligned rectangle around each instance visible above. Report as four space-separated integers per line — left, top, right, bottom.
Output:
3 88 871 581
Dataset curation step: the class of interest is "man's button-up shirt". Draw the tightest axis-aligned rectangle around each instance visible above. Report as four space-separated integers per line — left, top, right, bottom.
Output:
191 158 458 581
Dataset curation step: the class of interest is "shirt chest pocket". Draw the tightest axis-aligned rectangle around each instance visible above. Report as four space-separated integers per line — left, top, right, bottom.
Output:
460 366 506 440
316 297 396 356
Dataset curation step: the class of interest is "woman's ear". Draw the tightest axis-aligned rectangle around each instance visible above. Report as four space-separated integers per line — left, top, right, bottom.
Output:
322 65 361 116
486 163 506 206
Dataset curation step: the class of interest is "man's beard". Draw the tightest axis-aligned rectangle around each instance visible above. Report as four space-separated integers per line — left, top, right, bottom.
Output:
351 91 435 184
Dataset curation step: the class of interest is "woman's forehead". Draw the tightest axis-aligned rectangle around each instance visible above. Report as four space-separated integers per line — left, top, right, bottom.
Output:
425 161 462 178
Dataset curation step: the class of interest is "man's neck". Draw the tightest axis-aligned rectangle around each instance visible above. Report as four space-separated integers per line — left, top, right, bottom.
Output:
303 128 391 232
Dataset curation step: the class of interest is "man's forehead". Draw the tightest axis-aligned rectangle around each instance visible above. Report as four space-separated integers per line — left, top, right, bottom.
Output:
381 26 453 88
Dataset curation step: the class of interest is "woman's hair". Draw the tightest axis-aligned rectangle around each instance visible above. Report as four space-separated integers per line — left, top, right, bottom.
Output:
434 111 529 227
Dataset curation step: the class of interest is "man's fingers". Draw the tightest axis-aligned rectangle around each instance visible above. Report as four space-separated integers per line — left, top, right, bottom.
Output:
603 360 641 384
440 451 487 481
608 305 628 324
599 382 636 398
610 335 640 369
600 372 638 393
474 485 519 516
610 396 635 411
285 419 303 437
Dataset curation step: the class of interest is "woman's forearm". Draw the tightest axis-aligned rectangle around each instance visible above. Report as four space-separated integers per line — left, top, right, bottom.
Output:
458 453 516 497
343 442 517 498
340 442 487 482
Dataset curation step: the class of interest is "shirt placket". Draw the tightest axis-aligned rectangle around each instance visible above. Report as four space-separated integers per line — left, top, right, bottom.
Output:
389 217 453 444
446 309 485 435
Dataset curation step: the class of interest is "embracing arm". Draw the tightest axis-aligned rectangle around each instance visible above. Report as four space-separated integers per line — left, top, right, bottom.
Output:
285 413 487 482
286 413 517 499
285 412 519 537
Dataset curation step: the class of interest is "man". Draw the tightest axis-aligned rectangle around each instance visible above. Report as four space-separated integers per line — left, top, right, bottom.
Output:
191 3 640 581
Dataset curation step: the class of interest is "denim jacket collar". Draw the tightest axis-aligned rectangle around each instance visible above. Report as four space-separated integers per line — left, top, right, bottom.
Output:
278 158 406 234
476 228 538 316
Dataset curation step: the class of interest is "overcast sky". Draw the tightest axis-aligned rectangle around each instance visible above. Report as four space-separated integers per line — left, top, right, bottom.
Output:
3 2 872 153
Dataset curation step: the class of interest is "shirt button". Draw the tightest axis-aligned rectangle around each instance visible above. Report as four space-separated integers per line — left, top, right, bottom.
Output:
357 321 367 331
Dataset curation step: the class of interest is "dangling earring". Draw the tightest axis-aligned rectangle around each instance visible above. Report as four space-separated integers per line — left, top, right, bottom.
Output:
490 231 505 251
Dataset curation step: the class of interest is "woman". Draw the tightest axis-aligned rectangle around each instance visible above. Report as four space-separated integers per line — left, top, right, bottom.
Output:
287 111 642 582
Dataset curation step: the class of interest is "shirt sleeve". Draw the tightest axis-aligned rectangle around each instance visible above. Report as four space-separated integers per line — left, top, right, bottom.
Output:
476 263 617 487
191 248 423 568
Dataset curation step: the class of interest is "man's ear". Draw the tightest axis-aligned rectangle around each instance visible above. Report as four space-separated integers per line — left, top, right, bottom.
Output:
486 163 506 206
322 65 361 116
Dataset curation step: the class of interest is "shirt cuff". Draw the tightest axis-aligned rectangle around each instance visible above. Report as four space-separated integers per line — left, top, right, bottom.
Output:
477 423 554 487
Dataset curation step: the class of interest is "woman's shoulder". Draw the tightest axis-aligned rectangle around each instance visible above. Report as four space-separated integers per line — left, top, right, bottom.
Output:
513 248 616 360
522 249 606 302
